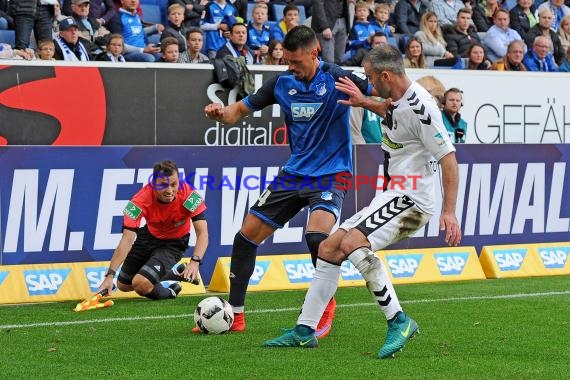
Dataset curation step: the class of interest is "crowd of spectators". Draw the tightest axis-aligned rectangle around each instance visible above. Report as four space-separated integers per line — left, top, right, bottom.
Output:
0 0 569 71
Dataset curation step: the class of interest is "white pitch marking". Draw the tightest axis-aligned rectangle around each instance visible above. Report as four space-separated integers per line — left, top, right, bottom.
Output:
1 290 568 330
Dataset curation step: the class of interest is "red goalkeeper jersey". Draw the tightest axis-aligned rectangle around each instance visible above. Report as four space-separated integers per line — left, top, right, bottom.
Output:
122 182 206 239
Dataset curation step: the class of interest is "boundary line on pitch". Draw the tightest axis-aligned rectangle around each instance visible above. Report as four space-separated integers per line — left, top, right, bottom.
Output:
1 290 569 330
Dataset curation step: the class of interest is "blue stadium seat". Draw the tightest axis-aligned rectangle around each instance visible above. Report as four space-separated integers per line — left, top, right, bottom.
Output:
140 0 159 5
141 4 162 24
0 30 15 48
247 2 256 22
271 3 306 23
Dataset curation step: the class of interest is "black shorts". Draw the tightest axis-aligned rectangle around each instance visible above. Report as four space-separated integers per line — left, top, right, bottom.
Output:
249 170 348 228
118 226 189 286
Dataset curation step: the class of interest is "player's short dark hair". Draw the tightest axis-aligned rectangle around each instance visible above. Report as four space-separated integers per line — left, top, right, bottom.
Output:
230 22 247 33
364 44 405 75
153 160 179 179
282 25 317 52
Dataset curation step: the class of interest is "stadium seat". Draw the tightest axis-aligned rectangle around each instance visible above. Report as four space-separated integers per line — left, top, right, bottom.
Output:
271 3 306 23
247 2 256 22
140 0 159 5
0 30 15 48
141 4 162 24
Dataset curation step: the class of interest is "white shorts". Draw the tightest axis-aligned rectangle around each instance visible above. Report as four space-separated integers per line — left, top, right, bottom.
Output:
339 191 431 251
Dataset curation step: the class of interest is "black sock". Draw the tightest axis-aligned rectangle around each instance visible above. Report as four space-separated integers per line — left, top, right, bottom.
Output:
145 284 174 300
305 232 328 267
228 232 258 308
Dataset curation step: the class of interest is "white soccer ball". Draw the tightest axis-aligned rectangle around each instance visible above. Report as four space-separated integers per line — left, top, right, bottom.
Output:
193 296 234 334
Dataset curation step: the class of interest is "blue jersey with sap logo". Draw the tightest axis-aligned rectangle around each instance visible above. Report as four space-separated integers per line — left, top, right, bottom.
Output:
243 61 372 177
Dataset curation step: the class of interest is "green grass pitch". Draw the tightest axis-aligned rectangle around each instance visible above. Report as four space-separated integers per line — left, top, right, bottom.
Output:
1 276 569 379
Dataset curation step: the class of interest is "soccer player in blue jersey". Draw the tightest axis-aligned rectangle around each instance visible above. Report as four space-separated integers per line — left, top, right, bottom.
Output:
202 25 374 337
263 44 462 359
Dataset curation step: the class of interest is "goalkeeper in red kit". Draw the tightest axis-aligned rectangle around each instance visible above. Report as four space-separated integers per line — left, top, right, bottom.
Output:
97 160 208 300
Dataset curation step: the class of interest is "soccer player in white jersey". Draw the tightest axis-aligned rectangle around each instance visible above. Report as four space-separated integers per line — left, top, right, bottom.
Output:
263 44 462 359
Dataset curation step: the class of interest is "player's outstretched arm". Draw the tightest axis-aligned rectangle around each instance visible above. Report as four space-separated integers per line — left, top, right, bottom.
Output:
439 152 462 247
204 101 251 125
97 229 136 294
183 220 208 282
335 77 391 117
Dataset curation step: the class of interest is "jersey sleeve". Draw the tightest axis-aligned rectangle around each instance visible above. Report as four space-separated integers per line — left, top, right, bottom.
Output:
182 190 207 218
122 199 144 230
329 65 373 96
416 101 456 161
242 75 278 111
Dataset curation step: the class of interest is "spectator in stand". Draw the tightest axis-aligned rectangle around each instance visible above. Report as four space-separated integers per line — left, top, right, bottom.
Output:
394 0 427 36
444 8 481 57
200 0 238 59
179 27 209 63
472 0 500 33
215 22 254 64
417 75 446 109
63 0 116 26
524 8 565 64
510 0 537 41
536 0 570 32
96 32 126 61
345 2 380 62
159 36 180 62
484 8 523 61
9 0 55 50
161 3 188 57
247 3 270 64
523 35 559 70
168 0 209 28
37 39 56 60
441 87 467 143
491 38 527 69
311 0 349 64
558 15 570 53
371 3 395 37
54 17 92 61
404 36 428 68
559 45 570 70
342 31 387 66
107 0 163 62
415 11 455 66
429 0 465 26
271 4 299 43
68 0 111 56
0 0 13 31
463 41 492 68
264 39 287 64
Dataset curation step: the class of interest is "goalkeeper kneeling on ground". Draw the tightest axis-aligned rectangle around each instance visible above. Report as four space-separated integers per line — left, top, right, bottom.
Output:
97 160 208 300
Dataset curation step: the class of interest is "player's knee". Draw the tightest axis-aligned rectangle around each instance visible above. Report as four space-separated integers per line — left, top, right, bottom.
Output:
318 237 345 264
339 237 366 257
132 275 154 295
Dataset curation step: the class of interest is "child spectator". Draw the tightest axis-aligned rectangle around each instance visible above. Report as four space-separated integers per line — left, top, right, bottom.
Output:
247 3 271 63
415 11 454 67
37 39 56 60
161 3 188 56
372 3 394 37
264 40 287 65
96 33 126 62
271 4 299 42
160 36 180 62
346 1 381 60
180 27 209 63
403 36 427 68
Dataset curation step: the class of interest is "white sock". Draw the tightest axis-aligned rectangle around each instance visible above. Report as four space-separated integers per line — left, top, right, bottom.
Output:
348 247 402 320
297 258 340 329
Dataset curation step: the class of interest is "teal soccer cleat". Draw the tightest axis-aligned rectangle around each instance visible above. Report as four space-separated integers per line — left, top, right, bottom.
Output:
378 311 419 359
262 327 318 348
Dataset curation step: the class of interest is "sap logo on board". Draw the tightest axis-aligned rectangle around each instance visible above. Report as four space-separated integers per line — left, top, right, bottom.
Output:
84 267 107 292
0 271 8 286
291 103 322 121
24 269 71 296
340 261 362 281
493 249 526 271
386 254 423 278
250 261 270 285
538 247 569 269
435 253 469 275
284 259 314 283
